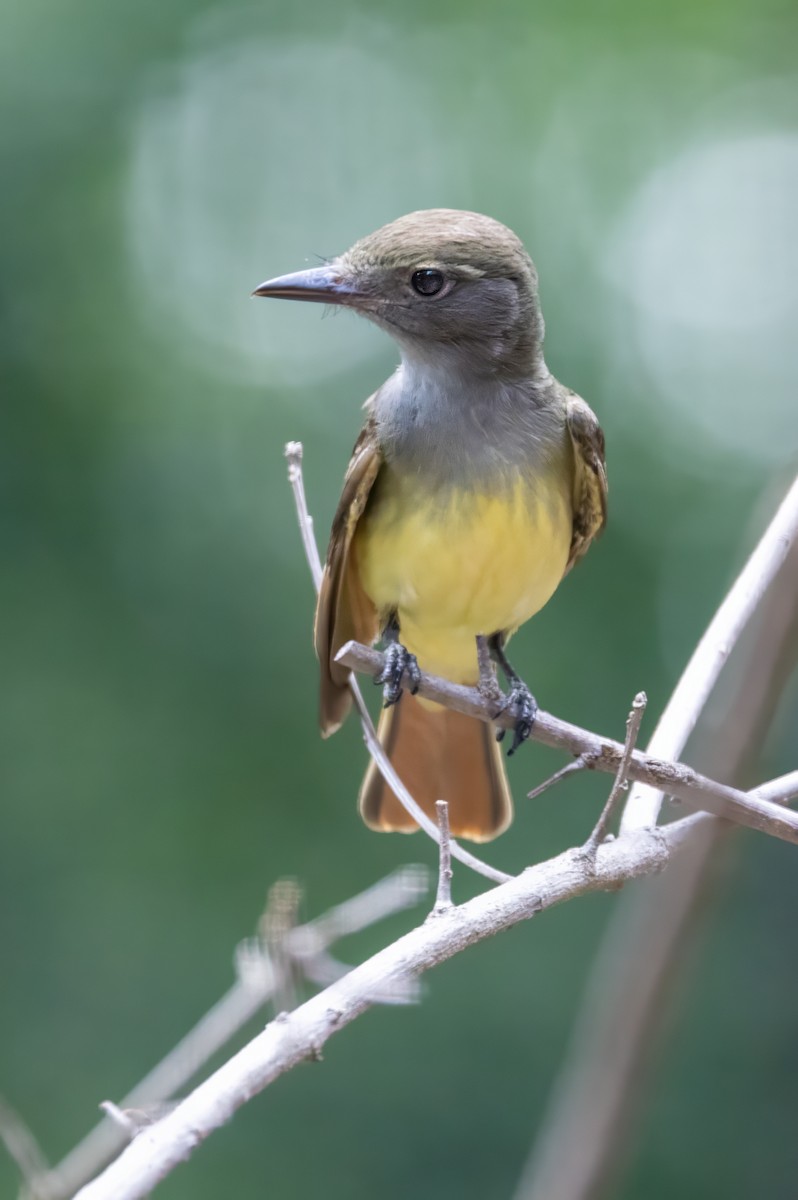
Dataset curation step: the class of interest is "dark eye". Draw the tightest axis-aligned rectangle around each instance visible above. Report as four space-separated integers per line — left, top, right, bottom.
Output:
411 268 445 296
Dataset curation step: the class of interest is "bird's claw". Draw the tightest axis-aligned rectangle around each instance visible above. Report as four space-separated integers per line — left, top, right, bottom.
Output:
495 682 538 755
375 642 421 707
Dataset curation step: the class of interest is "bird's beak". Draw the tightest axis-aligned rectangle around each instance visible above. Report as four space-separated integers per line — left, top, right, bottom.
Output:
252 264 363 306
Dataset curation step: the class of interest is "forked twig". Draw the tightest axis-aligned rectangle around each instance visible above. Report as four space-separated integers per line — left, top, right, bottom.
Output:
527 753 600 802
582 693 647 861
28 868 428 1200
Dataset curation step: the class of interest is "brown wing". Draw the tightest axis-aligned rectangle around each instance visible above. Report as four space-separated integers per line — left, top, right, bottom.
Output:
565 392 608 571
313 418 382 736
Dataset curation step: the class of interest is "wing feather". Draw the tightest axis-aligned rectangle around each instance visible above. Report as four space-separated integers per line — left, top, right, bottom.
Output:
565 392 608 571
313 418 382 735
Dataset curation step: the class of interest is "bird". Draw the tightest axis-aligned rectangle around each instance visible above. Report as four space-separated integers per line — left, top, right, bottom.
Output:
254 209 607 842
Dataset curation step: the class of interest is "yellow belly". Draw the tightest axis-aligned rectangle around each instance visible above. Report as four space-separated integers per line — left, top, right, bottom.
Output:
354 469 572 683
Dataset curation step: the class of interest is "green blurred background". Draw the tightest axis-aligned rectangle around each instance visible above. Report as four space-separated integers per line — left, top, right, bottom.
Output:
2 0 797 1196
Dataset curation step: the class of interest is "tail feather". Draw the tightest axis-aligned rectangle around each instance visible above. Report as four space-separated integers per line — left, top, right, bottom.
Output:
358 693 513 843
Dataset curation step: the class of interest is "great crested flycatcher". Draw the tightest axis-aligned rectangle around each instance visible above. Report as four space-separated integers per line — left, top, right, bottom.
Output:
255 209 607 842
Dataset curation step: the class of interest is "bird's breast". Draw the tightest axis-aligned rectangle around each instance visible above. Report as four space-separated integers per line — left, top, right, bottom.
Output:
353 464 573 681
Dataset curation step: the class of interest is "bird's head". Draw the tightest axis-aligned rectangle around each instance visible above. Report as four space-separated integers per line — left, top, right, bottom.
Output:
254 209 544 378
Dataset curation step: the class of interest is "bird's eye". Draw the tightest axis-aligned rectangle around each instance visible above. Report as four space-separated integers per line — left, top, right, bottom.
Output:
411 268 445 296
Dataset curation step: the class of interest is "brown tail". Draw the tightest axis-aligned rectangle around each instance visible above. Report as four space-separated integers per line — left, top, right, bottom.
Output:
358 693 513 843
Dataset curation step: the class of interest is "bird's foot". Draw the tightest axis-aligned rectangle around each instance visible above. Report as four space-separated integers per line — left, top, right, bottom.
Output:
495 682 538 756
375 642 421 707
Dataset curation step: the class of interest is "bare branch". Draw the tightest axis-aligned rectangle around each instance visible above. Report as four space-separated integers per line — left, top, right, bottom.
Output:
432 801 453 913
621 473 798 833
284 441 511 887
71 769 798 1200
32 868 427 1200
582 693 647 861
337 641 798 848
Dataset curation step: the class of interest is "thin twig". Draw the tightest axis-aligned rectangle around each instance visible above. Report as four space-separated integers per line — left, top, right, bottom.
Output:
621 473 798 833
30 868 428 1200
298 949 350 988
751 769 798 806
527 753 600 802
582 693 647 861
432 801 453 913
285 441 511 887
71 769 798 1200
284 442 323 589
293 865 428 947
337 641 798 848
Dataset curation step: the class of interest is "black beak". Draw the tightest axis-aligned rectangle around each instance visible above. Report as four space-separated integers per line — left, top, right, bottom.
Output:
252 264 362 305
